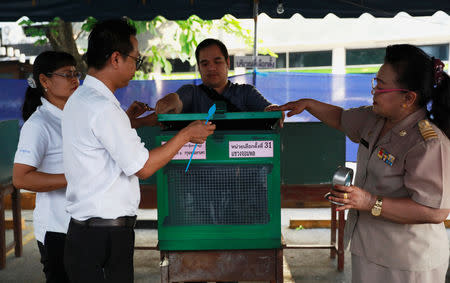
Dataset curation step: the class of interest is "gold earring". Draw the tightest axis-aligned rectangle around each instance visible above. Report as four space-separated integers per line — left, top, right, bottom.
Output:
402 104 407 108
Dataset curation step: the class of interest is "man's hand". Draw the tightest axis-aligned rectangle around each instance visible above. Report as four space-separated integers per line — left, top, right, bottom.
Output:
136 112 159 127
136 120 215 179
155 93 183 114
126 101 153 119
181 120 216 144
126 101 156 128
264 104 285 128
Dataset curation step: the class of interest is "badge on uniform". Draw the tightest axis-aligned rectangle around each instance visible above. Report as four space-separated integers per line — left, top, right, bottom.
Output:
418 119 438 141
377 148 395 166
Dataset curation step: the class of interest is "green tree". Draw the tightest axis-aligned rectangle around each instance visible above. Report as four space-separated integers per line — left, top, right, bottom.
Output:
19 17 96 74
20 15 274 78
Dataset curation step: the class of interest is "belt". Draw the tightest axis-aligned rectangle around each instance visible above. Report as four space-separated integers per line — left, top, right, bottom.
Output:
71 216 136 228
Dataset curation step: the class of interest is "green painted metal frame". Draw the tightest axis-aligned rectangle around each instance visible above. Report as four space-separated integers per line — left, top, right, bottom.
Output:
158 111 282 122
156 112 282 251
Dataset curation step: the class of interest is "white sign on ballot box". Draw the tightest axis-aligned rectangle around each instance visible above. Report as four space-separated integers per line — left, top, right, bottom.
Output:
162 142 207 160
234 56 276 69
229 140 274 158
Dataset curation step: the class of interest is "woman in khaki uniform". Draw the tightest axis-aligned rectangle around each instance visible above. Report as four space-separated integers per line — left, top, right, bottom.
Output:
270 44 450 282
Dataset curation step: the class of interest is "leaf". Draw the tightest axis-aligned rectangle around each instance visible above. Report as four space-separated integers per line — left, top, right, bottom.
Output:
50 29 59 37
81 17 97 32
162 58 173 74
187 30 193 42
25 13 275 77
35 38 48 46
295 225 304 230
45 17 62 28
18 19 34 26
258 47 278 58
128 19 148 34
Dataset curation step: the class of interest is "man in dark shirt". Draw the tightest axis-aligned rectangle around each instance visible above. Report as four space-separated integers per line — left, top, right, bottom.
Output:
155 38 282 123
156 39 282 283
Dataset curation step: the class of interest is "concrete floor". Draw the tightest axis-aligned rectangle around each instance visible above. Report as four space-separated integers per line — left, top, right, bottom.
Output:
0 209 448 283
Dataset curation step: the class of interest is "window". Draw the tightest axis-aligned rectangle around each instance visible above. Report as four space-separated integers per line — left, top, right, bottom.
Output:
289 51 332 67
275 53 286 68
229 55 235 70
419 44 449 60
346 48 385 65
346 44 449 66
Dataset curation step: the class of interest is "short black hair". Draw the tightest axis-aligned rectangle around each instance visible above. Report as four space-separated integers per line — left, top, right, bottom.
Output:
195 38 229 63
87 18 137 70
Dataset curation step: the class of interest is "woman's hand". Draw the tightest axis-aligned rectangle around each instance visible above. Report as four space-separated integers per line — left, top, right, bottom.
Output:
13 163 67 192
329 184 376 212
269 99 310 117
182 120 216 144
264 104 285 128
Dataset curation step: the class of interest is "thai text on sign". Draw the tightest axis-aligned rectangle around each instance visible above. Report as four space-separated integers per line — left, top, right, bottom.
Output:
162 142 206 160
229 140 273 158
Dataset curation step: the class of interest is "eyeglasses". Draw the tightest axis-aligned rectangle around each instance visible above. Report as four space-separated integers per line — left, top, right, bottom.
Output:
371 77 409 95
125 54 144 70
47 71 82 80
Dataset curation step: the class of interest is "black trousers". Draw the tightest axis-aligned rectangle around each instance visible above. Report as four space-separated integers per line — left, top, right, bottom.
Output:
37 231 70 283
64 220 135 283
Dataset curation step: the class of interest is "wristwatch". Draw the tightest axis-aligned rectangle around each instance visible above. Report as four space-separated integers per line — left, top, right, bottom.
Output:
371 196 383 216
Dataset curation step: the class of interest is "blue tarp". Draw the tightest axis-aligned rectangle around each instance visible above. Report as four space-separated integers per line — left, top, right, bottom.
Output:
0 72 373 161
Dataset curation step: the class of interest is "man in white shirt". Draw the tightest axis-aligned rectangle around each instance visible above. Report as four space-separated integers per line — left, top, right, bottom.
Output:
62 18 215 283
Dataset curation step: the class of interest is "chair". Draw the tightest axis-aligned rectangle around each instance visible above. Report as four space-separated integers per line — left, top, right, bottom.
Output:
0 120 22 269
281 184 345 271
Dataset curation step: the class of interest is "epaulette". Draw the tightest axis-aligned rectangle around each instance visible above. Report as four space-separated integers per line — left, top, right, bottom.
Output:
418 119 438 141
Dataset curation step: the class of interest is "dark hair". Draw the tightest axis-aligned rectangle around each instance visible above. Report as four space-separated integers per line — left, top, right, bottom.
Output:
195 38 229 63
87 18 137 70
22 51 76 121
385 44 450 138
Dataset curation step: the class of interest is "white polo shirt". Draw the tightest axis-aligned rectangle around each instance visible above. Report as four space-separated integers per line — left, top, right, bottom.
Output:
62 75 149 221
14 97 70 243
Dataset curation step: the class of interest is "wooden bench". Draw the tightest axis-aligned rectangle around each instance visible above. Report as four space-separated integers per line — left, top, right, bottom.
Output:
0 119 22 269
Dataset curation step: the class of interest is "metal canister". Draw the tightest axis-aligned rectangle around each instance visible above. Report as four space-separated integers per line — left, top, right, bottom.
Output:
332 166 353 187
324 167 354 206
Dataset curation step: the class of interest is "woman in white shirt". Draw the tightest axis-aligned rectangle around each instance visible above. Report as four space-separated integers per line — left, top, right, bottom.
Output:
13 51 81 283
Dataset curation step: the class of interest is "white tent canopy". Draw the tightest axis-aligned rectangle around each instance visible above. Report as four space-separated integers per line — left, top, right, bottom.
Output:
2 11 450 73
222 11 450 54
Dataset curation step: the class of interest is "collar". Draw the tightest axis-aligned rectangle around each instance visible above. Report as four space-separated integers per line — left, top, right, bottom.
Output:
391 108 427 135
40 96 63 120
222 80 232 95
83 75 121 108
371 108 427 148
203 80 232 95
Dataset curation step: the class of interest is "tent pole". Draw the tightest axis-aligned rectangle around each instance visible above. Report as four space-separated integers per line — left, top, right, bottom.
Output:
253 0 259 86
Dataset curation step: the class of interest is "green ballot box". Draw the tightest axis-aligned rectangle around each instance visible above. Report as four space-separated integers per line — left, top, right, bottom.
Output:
156 111 282 251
